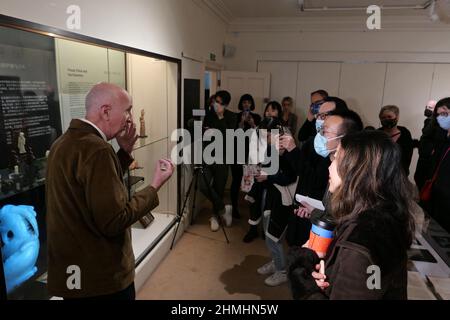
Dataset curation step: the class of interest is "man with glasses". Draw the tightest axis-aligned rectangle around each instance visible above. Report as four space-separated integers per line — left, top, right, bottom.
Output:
280 103 362 248
298 90 328 143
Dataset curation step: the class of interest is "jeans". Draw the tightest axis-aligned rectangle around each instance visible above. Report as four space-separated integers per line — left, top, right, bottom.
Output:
263 211 286 272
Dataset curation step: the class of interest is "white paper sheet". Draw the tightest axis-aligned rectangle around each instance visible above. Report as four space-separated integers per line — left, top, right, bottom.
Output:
295 194 325 211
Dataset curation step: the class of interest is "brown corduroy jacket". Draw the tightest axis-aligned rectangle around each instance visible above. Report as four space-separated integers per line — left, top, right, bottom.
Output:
46 119 159 298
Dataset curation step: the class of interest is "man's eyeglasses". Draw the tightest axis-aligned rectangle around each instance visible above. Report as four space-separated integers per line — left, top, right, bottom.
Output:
315 111 330 121
318 127 341 138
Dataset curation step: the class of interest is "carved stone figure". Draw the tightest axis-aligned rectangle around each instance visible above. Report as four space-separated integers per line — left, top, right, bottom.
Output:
18 132 26 154
139 109 147 138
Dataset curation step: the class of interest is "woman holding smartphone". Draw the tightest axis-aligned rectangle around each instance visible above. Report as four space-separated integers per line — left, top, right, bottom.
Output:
288 130 415 300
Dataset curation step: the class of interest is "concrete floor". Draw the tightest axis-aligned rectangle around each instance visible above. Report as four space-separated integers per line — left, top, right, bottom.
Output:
137 196 292 300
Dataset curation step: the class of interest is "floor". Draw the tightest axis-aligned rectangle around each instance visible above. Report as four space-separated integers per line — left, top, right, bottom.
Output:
137 193 292 300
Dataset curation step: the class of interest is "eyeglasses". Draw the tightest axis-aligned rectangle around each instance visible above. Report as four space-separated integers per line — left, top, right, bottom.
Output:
315 111 330 121
318 127 341 138
310 100 324 108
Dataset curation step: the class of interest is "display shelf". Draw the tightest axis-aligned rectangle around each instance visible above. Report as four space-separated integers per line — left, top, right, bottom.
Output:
132 136 168 152
132 212 176 266
0 180 46 201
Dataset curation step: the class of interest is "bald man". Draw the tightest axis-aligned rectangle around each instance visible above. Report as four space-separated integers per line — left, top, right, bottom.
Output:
46 83 174 300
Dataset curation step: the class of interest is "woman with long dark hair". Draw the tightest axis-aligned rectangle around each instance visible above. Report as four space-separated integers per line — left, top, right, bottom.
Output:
288 130 415 299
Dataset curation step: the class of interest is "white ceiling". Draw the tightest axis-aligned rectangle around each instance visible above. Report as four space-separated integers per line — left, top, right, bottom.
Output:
217 0 431 19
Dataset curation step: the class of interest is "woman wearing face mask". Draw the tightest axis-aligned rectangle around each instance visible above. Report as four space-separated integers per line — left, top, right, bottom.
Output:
287 130 415 300
231 94 262 219
378 105 414 176
242 101 282 243
422 98 450 233
414 100 448 190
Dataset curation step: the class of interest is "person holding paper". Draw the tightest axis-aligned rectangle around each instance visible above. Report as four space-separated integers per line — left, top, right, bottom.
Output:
287 130 415 300
280 106 363 247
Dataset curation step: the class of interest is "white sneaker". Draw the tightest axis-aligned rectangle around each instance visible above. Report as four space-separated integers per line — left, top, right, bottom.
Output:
264 271 287 287
210 216 219 232
257 261 276 275
222 205 233 227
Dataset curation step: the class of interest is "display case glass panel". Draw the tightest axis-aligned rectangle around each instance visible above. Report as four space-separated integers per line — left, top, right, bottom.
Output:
0 16 180 299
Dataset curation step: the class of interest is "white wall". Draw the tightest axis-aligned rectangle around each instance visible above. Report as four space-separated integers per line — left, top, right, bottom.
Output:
224 17 450 179
1 0 227 102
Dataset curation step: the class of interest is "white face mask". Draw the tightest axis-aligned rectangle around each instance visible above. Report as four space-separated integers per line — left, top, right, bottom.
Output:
314 132 344 158
315 119 325 132
214 102 224 113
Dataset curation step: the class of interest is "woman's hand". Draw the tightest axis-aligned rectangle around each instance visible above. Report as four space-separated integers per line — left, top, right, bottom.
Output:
279 134 296 152
312 261 329 290
294 202 315 218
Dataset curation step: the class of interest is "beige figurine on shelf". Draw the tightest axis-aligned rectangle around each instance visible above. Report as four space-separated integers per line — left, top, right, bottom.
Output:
18 132 26 154
139 109 147 138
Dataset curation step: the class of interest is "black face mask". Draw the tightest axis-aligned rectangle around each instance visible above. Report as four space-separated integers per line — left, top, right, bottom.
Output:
424 109 433 118
381 119 398 129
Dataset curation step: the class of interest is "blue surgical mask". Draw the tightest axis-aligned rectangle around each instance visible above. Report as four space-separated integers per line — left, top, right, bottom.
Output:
315 119 324 133
314 132 343 158
437 115 450 131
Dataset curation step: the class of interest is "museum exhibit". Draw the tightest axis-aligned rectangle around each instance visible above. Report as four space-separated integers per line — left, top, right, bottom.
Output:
1 0 450 305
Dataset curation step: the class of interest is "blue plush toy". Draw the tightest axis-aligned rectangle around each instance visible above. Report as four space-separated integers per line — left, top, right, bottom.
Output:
0 205 40 293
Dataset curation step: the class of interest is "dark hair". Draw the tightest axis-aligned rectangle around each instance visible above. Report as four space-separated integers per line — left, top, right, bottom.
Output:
238 94 256 111
434 97 450 117
264 101 282 119
323 96 349 113
215 90 231 106
331 130 415 246
328 109 364 135
364 126 376 131
311 89 329 99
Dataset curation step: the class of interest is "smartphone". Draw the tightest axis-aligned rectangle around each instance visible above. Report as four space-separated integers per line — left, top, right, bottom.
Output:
311 102 323 115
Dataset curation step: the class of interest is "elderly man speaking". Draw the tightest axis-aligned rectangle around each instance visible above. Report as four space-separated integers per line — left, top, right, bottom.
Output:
46 83 174 300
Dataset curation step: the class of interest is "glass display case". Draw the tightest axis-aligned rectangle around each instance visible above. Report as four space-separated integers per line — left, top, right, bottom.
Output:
0 14 181 300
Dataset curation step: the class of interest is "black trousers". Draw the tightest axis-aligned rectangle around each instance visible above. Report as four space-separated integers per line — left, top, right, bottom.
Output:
63 282 136 300
199 164 229 214
230 164 243 210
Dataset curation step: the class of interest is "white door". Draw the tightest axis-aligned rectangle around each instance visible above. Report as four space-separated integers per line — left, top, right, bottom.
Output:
220 71 271 115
